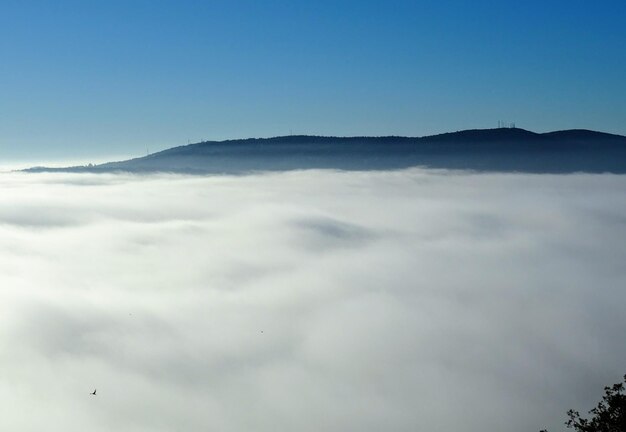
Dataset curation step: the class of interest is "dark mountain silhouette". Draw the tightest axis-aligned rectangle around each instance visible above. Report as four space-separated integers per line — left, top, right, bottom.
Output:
24 128 626 174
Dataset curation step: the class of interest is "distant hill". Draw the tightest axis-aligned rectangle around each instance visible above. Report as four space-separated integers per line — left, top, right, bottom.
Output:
24 128 626 174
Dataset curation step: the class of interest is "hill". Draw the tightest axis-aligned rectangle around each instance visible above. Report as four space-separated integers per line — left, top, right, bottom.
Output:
24 128 626 174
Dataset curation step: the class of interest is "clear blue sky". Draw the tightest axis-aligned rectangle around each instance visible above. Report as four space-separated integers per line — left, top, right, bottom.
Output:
1 0 625 161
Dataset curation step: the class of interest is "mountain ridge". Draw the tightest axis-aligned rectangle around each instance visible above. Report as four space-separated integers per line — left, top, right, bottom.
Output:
24 128 626 174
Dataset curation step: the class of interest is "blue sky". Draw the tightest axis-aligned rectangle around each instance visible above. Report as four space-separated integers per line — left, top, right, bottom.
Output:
1 0 625 160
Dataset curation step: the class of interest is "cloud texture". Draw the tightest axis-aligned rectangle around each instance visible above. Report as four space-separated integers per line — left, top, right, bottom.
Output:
1 169 625 431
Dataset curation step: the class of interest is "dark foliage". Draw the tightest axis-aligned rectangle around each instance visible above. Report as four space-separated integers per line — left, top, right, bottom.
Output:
541 375 626 432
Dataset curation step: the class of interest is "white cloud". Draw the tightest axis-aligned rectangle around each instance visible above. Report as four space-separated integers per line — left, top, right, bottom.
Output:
0 169 625 431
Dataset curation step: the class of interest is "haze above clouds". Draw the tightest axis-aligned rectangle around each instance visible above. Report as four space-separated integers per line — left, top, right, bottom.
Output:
1 169 625 432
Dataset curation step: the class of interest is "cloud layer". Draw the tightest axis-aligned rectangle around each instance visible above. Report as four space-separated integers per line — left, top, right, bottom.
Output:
1 169 625 431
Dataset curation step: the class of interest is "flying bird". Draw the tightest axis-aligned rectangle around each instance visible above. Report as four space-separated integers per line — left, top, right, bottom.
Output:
91 389 97 396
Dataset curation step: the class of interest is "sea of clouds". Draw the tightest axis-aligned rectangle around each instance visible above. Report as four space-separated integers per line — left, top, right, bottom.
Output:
0 168 625 432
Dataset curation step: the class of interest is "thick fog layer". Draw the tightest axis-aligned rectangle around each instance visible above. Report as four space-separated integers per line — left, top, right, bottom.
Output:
1 169 625 432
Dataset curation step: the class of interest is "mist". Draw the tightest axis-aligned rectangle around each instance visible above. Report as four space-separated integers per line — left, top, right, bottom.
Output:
1 169 625 432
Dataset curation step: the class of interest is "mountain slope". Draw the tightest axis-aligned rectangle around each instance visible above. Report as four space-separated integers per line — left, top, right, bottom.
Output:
25 128 626 174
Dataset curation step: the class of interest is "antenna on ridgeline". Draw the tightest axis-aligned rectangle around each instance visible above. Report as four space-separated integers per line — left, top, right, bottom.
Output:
146 147 149 156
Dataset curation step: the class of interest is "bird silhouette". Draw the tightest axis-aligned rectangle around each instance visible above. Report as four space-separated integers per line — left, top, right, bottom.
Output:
91 389 97 396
